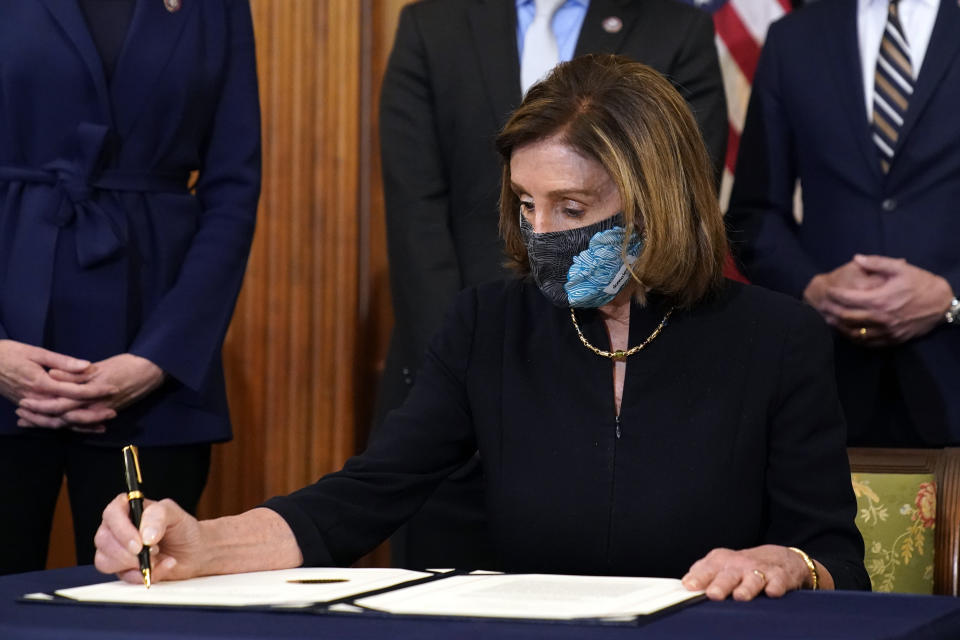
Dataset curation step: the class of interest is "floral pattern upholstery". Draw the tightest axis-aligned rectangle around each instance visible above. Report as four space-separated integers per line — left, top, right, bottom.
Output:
851 473 937 594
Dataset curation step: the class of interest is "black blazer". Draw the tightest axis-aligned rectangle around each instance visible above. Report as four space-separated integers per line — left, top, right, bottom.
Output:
377 0 728 416
726 0 960 445
268 279 869 591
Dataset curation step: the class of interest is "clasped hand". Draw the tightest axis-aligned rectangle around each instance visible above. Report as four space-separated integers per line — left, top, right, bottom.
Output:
0 340 164 432
803 254 953 346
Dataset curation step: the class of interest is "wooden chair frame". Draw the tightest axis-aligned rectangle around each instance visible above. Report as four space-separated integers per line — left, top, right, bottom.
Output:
848 447 960 596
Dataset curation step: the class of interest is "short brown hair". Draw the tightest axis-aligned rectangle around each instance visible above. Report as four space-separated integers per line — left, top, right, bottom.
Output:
496 54 727 307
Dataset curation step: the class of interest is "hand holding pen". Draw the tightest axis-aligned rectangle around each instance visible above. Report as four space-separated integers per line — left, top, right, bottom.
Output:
122 445 152 588
95 458 303 583
94 490 209 585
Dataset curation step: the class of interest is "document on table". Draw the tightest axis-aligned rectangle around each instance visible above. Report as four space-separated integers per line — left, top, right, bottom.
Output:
53 568 431 608
45 569 703 621
354 573 703 621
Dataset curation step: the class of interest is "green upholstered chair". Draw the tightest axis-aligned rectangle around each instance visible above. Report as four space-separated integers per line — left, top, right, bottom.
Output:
848 448 960 595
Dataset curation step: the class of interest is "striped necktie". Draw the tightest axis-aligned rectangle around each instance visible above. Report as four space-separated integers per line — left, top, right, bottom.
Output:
873 0 915 174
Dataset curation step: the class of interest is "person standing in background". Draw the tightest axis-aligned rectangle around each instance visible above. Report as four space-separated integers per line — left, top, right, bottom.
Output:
726 0 960 447
0 0 260 574
377 0 727 569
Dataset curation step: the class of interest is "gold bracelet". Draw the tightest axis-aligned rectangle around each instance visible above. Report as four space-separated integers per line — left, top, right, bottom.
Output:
788 547 819 590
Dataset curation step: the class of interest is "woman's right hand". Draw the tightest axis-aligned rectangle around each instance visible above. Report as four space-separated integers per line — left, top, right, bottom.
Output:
0 339 118 428
95 495 303 583
95 494 207 583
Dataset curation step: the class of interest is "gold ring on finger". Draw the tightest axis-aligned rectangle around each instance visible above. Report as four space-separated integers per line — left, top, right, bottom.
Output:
753 569 766 584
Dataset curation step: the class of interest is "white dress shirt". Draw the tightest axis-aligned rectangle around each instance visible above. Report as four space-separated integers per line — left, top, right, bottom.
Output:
858 0 940 119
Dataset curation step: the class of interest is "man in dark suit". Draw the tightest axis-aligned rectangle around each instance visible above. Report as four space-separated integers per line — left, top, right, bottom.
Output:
377 0 726 568
727 0 960 447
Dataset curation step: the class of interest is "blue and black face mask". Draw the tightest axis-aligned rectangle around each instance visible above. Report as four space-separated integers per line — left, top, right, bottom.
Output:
520 212 644 308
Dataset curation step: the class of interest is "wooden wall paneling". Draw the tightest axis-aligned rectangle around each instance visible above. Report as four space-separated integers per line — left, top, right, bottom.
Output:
346 0 412 568
203 0 296 521
46 481 75 569
274 0 314 498
359 0 416 452
314 0 364 481
202 0 383 525
201 0 369 521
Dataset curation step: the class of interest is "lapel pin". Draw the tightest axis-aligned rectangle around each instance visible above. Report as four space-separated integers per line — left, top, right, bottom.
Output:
164 0 181 12
602 16 623 34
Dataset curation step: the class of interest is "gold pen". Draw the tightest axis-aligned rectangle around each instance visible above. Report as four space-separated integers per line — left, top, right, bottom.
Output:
122 445 152 588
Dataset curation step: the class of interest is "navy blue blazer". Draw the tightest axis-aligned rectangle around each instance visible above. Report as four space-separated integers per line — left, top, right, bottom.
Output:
0 1 260 445
726 0 960 445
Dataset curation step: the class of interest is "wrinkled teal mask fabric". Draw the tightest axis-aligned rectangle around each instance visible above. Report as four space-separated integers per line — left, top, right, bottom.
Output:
520 212 643 307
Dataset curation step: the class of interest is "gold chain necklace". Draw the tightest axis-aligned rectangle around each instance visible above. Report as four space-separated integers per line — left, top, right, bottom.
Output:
570 306 673 359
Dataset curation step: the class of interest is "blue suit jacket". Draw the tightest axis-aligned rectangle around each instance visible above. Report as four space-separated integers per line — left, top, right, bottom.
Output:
726 0 960 445
0 0 260 445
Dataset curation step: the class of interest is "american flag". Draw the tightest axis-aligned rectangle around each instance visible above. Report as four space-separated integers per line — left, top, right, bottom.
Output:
677 0 793 282
679 0 792 210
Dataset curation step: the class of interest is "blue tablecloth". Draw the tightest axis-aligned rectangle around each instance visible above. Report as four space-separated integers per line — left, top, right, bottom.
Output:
2 566 960 639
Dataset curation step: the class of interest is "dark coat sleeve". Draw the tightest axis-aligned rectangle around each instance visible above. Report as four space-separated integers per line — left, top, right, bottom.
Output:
725 22 819 299
128 0 260 391
763 302 869 591
670 8 728 183
264 288 481 566
378 5 465 363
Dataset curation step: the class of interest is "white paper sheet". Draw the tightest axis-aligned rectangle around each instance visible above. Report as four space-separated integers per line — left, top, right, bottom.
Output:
55 567 430 608
354 573 703 620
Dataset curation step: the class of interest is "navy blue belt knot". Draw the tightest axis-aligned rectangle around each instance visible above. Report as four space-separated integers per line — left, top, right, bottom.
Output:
0 122 188 268
44 158 97 209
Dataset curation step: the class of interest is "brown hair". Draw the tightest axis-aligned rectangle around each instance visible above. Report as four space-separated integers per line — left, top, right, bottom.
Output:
496 54 727 307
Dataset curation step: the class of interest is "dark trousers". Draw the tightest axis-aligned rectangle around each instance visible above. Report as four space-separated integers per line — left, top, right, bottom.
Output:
839 345 928 447
0 429 210 575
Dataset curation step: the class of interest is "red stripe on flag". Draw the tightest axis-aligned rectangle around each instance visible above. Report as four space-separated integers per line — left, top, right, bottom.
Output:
713 3 763 83
722 253 749 283
725 125 741 175
777 0 792 13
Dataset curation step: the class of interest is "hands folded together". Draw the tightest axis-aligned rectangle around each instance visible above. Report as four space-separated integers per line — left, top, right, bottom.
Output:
0 340 164 433
94 496 830 601
804 254 954 346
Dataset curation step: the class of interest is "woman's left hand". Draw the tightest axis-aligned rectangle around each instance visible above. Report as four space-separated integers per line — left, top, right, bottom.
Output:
681 544 828 601
18 354 165 428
